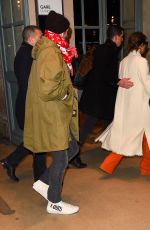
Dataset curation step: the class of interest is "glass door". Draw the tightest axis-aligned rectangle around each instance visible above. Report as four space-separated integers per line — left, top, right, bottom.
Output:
0 0 29 144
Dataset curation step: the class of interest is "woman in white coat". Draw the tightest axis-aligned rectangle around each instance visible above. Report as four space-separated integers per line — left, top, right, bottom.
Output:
97 32 150 175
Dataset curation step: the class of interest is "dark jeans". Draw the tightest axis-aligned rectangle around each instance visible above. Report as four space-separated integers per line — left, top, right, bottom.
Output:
5 143 46 181
80 114 99 145
69 115 98 163
40 139 79 203
70 114 111 163
80 115 111 144
32 153 47 181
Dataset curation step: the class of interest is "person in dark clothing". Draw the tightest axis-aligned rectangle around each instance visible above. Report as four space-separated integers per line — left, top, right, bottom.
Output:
80 30 122 121
0 26 46 182
70 25 134 166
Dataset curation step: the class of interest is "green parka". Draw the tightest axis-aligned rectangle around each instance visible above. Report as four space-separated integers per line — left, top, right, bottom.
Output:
23 37 79 153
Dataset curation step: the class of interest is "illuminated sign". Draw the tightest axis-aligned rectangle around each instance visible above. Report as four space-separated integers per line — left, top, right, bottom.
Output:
37 0 63 15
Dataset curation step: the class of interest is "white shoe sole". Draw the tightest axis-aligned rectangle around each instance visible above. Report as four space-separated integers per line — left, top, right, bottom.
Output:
47 207 79 215
47 201 79 215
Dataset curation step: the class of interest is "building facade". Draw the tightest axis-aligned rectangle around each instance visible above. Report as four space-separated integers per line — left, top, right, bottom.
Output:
0 0 148 144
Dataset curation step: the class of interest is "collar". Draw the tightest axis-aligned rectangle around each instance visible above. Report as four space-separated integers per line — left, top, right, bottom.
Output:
21 42 33 49
129 50 141 56
105 39 120 53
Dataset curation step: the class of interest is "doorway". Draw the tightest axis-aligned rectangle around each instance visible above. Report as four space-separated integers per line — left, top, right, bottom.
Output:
0 0 29 144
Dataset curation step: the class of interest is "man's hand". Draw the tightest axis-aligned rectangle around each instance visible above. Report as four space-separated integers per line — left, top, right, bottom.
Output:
118 78 134 89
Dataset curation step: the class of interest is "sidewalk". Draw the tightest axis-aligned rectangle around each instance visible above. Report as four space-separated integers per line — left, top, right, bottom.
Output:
1 127 150 230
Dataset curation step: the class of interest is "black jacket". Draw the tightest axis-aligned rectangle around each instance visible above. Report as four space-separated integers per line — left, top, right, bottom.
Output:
79 40 120 120
14 42 33 130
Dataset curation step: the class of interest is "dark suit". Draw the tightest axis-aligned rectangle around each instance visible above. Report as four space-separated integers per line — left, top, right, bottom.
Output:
78 39 120 144
79 39 119 121
5 42 46 181
15 42 33 129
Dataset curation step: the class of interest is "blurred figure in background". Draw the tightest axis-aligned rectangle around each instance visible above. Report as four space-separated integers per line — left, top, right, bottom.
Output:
0 26 46 182
70 25 134 167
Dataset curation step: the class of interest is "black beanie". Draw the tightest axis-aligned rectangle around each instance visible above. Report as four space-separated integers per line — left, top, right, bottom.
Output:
45 10 70 34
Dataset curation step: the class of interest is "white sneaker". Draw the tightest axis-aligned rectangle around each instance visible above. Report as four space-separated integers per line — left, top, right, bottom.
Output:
47 201 79 215
33 180 49 200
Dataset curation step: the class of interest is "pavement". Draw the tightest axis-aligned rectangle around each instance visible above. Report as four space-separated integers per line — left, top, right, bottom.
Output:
0 125 150 230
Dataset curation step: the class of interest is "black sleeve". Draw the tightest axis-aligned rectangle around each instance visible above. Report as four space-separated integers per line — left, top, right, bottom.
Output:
93 46 119 87
14 47 33 100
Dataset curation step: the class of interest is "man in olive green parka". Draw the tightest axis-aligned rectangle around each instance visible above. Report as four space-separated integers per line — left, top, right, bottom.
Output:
24 11 79 215
24 37 79 153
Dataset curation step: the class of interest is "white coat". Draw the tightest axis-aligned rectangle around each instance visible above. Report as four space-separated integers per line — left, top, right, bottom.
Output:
96 50 150 156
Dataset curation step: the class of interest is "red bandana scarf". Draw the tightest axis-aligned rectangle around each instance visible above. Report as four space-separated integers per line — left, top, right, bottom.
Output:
45 30 78 76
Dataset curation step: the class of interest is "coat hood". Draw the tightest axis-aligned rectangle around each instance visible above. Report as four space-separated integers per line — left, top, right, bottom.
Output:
32 36 59 59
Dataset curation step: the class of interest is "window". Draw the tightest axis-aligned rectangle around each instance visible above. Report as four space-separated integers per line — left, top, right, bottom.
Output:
73 0 141 56
73 0 107 55
0 0 29 71
107 0 120 25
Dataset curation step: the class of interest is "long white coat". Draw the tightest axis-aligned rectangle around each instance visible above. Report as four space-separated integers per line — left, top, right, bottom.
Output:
96 50 150 156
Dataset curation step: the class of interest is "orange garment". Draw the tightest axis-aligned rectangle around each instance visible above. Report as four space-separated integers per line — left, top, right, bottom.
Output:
140 134 150 175
100 134 150 175
100 152 123 174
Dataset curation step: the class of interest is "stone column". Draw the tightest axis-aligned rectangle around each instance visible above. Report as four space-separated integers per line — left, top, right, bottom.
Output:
63 0 75 46
143 0 150 62
28 0 37 25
